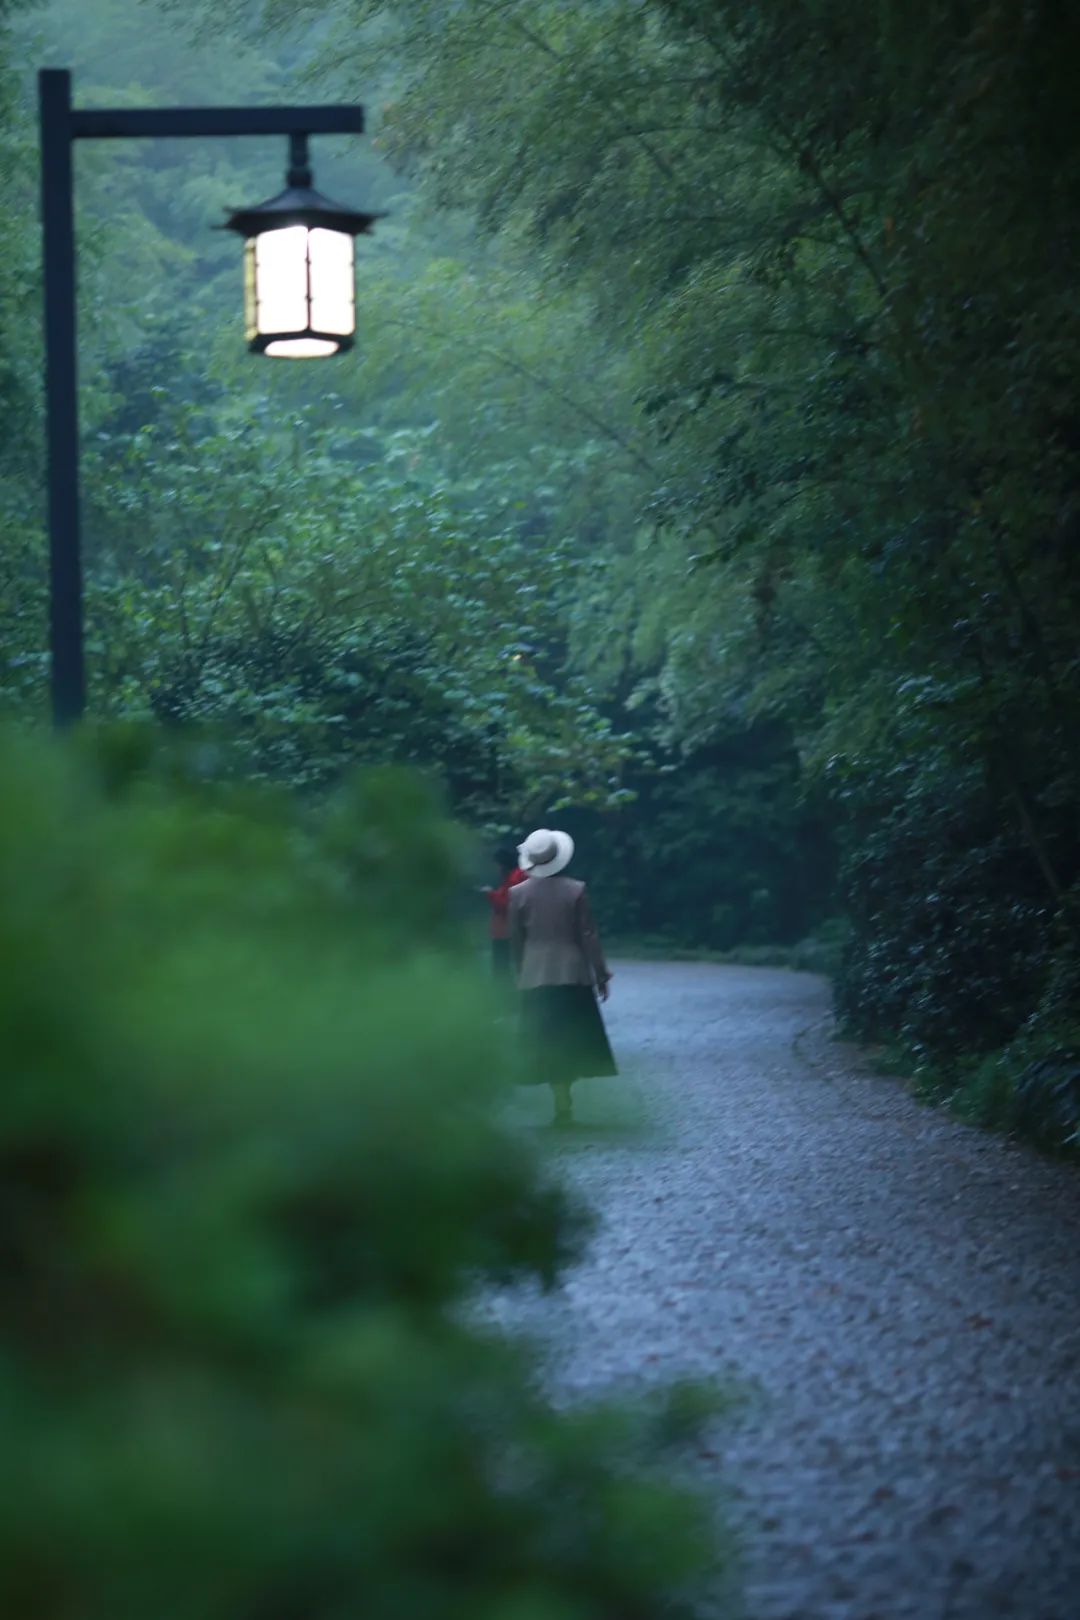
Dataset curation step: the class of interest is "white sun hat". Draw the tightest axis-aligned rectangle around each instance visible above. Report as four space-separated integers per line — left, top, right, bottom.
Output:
517 827 574 877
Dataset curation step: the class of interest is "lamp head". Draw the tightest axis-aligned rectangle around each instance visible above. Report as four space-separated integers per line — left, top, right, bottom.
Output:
223 138 382 358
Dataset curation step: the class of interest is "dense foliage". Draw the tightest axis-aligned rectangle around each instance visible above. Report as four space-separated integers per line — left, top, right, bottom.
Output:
4 0 1080 1145
0 0 637 826
285 0 1079 1140
0 727 714 1618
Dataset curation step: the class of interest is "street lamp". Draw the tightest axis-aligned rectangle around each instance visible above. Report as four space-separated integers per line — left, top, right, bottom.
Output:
223 132 380 358
38 69 380 726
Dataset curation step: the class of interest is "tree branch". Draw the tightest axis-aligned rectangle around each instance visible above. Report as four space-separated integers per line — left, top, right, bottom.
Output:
380 314 660 476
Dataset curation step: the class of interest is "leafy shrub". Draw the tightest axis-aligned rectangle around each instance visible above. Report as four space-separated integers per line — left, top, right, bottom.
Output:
1011 1051 1080 1152
835 771 1055 1063
944 934 1080 1154
0 728 714 1620
836 756 1080 1152
559 722 835 950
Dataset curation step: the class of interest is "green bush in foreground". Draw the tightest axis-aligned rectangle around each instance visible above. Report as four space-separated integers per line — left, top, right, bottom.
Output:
0 730 715 1620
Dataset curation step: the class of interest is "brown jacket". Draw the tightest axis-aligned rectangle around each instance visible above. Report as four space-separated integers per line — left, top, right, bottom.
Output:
509 875 610 990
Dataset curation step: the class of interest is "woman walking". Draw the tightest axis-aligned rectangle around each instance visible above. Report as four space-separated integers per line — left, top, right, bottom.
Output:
509 828 616 1126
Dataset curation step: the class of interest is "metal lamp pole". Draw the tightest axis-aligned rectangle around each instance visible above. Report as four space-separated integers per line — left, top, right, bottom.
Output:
38 67 368 726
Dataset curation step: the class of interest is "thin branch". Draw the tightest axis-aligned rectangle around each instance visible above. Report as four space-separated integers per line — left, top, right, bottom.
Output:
673 12 890 301
195 506 280 667
380 314 660 475
506 18 714 203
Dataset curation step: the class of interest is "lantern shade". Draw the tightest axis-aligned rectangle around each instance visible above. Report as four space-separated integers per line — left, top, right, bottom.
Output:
243 225 355 357
224 181 381 359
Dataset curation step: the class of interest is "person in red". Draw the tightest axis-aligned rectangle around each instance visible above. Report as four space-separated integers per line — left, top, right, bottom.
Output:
485 844 527 978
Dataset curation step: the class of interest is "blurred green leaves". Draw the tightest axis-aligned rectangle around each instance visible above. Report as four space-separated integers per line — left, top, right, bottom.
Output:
0 727 716 1618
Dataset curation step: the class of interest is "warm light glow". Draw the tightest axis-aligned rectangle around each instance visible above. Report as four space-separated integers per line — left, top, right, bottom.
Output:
253 225 309 335
243 222 356 357
264 337 341 358
309 227 355 336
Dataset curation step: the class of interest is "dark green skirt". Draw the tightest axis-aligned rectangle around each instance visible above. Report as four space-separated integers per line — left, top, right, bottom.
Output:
519 984 618 1086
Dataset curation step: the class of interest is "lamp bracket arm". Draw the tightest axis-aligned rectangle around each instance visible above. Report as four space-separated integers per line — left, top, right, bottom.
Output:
66 104 365 141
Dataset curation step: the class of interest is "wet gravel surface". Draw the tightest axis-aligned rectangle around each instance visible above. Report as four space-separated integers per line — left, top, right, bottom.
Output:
493 961 1080 1620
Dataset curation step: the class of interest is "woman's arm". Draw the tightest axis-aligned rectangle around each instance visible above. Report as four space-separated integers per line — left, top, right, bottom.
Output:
509 885 527 976
486 874 512 916
576 886 612 999
487 867 526 915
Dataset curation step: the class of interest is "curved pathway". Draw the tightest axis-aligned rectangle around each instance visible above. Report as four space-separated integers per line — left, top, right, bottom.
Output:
495 960 1080 1620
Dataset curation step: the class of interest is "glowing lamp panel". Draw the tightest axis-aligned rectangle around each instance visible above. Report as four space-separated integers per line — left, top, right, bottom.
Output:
246 224 356 358
309 228 355 336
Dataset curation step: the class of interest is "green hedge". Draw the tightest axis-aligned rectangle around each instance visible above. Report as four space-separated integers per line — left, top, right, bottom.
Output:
0 728 716 1620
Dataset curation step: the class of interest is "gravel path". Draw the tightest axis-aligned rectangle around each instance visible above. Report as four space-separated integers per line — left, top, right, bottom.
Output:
494 960 1080 1620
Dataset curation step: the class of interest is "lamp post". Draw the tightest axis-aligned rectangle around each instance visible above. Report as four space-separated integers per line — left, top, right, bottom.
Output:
38 68 380 726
